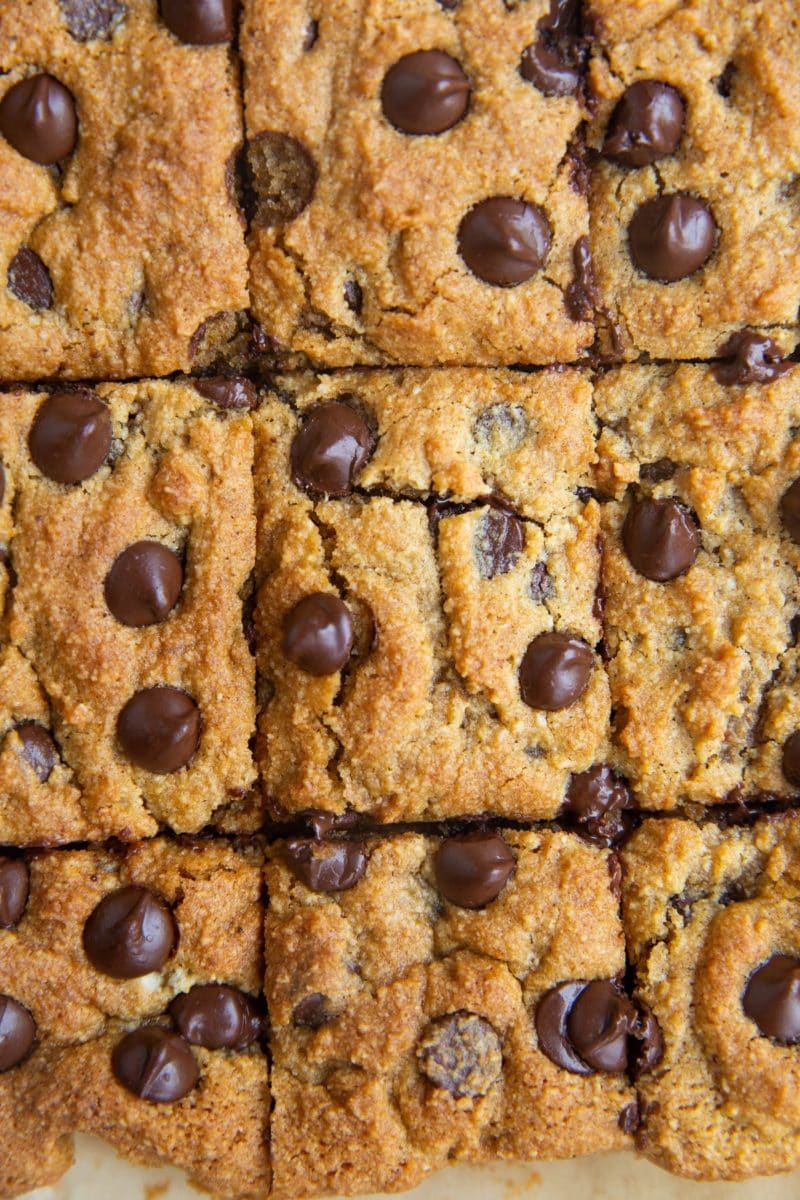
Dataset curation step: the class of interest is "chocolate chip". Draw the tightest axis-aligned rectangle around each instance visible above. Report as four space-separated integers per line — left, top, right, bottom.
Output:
112 1027 198 1102
15 723 58 783
0 859 29 928
567 980 638 1073
0 996 36 1072
0 74 78 164
781 479 800 545
473 403 528 449
633 1004 664 1074
8 247 53 310
639 458 677 483
105 542 183 628
194 376 257 410
58 0 126 40
302 19 318 50
343 279 363 314
618 1100 640 1134
520 41 581 97
474 509 525 578
535 981 593 1074
292 993 333 1029
565 236 599 322
603 81 685 167
782 732 800 787
290 400 374 496
305 809 367 839
563 765 633 847
170 985 261 1050
381 50 470 135
623 497 699 582
417 1013 503 1098
282 593 354 676
117 686 200 774
281 839 367 892
529 562 555 602
519 632 594 711
83 885 176 979
743 955 800 1044
435 833 515 909
159 0 235 43
189 309 257 371
712 332 790 386
246 132 316 226
628 194 716 282
458 197 552 286
29 390 112 484
715 62 736 99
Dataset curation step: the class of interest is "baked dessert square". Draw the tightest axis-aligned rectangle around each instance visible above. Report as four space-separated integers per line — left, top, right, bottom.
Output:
586 0 800 360
265 827 655 1198
254 370 613 823
0 379 257 844
621 813 800 1179
0 837 269 1199
0 0 249 380
241 0 593 366
595 360 800 811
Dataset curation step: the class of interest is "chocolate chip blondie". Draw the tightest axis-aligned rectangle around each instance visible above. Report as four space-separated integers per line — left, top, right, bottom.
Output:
0 837 269 1198
0 0 249 380
241 0 594 366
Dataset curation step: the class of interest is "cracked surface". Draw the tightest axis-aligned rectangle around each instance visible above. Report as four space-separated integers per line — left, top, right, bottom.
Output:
0 837 269 1198
0 381 257 842
265 830 629 1199
0 0 248 380
595 363 800 810
622 813 800 1179
241 0 593 366
586 0 800 359
254 373 609 821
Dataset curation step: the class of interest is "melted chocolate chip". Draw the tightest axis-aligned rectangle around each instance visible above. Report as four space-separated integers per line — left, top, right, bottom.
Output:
0 859 29 928
381 50 470 135
435 833 515 909
623 497 699 582
105 542 184 627
170 985 261 1050
293 993 333 1029
282 839 367 892
781 479 800 545
565 236 599 321
0 74 78 164
8 247 53 310
712 332 790 386
535 981 593 1074
290 400 374 496
14 722 58 783
83 885 176 979
112 1026 198 1102
743 955 800 1044
639 458 677 483
58 0 126 40
519 632 594 711
0 996 36 1072
520 41 581 97
194 376 257 410
628 194 716 282
603 81 685 167
247 132 316 226
563 765 633 847
782 732 800 787
633 1005 664 1074
282 593 354 675
29 390 112 484
567 980 638 1073
458 198 552 286
117 687 200 774
474 509 525 578
417 1013 503 1098
159 0 235 43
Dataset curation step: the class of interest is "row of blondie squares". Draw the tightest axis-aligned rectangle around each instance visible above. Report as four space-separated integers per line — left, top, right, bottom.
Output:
2 814 800 1196
2 362 800 844
1 0 799 379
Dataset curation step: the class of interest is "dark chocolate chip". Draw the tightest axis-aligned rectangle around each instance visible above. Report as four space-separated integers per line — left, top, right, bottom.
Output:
0 859 29 928
618 1100 640 1134
458 197 552 286
305 809 367 839
743 955 800 1044
417 1012 503 1098
633 1005 664 1074
474 509 525 578
343 279 363 314
519 632 594 711
290 400 374 496
381 50 470 135
565 236 599 321
282 593 354 675
58 0 126 40
0 996 36 1072
8 247 53 310
603 81 685 167
628 194 716 282
170 985 261 1050
194 376 257 410
112 1026 198 1102
623 497 699 582
29 390 112 484
715 62 736 99
105 542 184 628
15 723 58 783
435 833 515 909
782 732 800 787
473 403 528 448
529 562 555 602
535 980 593 1074
639 458 677 483
781 479 800 545
281 839 367 892
159 0 235 43
563 765 633 847
0 74 77 164
712 332 790 386
520 40 581 97
246 132 316 226
83 885 176 979
293 993 333 1029
117 686 200 774
302 19 318 50
567 979 638 1073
